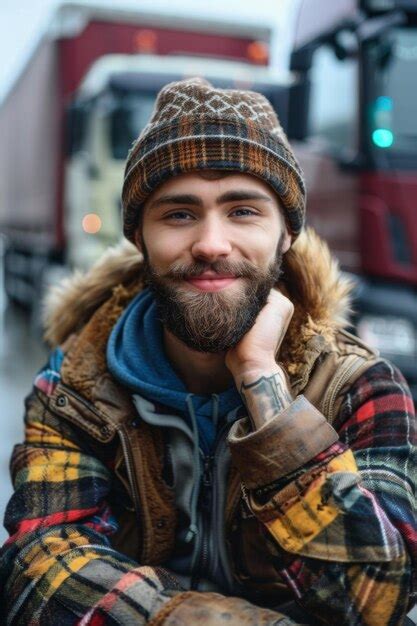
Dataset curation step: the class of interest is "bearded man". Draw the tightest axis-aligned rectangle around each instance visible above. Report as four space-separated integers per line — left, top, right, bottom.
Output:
1 78 416 626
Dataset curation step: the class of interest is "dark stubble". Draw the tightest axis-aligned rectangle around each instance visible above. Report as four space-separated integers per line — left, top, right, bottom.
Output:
142 236 285 353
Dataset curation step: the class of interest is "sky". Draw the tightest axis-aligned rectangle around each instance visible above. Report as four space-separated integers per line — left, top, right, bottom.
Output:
0 0 299 103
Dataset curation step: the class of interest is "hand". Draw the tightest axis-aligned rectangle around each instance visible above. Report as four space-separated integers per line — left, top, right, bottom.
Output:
225 289 294 429
226 288 294 375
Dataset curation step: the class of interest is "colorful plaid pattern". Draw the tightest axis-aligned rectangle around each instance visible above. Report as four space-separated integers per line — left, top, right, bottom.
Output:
122 78 305 243
0 390 182 625
252 360 417 625
0 358 416 624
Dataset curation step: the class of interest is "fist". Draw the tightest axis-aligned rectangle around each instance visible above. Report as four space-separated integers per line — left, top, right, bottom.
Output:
226 288 294 373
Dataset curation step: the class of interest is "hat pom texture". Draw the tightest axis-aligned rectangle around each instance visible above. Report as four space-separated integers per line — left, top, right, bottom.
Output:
122 78 306 242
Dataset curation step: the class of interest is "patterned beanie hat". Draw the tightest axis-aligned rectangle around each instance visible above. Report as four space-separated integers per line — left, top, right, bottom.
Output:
122 77 306 242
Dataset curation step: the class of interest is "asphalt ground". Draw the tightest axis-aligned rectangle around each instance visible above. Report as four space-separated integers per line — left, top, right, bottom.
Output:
0 298 47 543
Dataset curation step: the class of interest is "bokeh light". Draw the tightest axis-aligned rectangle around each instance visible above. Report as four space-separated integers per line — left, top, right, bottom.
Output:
375 96 393 112
372 128 394 148
82 213 102 234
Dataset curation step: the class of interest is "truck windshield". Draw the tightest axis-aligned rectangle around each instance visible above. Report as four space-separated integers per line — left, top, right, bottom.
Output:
368 27 417 158
110 93 156 160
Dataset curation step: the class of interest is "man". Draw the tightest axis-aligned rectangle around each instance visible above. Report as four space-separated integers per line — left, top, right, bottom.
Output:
1 78 416 625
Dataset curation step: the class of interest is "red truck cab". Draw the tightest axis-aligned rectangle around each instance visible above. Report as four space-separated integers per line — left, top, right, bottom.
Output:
290 0 417 398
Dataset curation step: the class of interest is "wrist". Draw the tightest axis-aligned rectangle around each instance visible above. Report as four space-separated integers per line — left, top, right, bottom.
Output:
227 356 279 379
233 365 293 430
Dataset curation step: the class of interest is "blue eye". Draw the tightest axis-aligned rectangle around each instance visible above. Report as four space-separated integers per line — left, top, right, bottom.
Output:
232 208 257 217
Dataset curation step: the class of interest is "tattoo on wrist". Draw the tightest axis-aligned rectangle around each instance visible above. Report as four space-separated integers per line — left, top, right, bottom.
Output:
239 372 292 429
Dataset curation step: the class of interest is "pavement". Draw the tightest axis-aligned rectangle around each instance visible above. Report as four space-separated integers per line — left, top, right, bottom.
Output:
0 297 47 543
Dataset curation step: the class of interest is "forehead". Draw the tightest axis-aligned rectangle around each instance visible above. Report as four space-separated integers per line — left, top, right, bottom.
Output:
146 170 279 203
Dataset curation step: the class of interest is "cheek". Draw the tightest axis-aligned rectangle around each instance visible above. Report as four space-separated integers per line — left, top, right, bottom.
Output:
142 225 188 269
237 230 280 268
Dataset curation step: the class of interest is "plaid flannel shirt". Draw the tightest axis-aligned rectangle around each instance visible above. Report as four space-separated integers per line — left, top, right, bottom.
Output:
0 355 416 625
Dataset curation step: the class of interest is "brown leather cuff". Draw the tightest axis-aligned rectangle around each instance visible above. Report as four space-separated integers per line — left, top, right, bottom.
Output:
148 591 295 626
148 591 196 626
228 395 339 489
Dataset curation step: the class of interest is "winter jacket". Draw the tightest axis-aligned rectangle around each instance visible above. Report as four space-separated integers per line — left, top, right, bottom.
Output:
1 229 416 625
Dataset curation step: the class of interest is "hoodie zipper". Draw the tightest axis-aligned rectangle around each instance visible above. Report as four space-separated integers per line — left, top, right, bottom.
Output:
191 452 214 589
191 416 234 590
201 453 215 573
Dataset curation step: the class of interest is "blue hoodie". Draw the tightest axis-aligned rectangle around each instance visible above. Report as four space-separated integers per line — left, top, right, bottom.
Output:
106 288 242 453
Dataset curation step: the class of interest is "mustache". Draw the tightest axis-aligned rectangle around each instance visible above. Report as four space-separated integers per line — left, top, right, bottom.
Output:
156 259 267 281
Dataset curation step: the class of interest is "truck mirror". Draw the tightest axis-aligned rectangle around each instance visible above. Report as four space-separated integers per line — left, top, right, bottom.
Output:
356 10 407 43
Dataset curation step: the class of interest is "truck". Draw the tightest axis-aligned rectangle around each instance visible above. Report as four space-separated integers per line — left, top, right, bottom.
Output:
290 0 417 399
1 1 417 404
0 1 271 305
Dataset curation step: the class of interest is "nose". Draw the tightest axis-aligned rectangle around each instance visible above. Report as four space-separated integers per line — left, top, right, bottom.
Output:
191 217 232 262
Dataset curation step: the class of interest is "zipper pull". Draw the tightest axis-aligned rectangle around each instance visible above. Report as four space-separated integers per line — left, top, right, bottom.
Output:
203 454 214 488
185 524 198 543
200 454 214 513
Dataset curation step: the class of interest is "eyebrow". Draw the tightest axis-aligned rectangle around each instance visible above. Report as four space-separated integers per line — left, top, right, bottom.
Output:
149 189 273 209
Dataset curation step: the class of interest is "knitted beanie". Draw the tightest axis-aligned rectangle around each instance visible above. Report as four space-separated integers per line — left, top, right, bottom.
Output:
122 77 306 242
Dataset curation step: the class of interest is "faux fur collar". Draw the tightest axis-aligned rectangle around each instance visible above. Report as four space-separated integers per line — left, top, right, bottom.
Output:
43 228 353 383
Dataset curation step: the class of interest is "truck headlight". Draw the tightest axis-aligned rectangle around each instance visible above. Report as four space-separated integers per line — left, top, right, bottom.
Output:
357 316 416 358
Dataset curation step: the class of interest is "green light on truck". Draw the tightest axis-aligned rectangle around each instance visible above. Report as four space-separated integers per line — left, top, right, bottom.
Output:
375 96 393 112
372 128 394 148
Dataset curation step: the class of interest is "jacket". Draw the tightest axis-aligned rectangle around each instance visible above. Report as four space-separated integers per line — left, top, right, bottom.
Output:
1 228 416 625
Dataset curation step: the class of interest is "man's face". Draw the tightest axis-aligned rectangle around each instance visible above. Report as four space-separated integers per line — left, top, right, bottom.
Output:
136 171 291 353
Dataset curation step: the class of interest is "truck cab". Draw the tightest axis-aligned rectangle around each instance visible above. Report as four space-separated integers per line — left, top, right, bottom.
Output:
289 0 417 398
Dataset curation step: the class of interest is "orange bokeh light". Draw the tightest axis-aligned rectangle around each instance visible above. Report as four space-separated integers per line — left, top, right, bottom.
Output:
247 41 269 65
82 213 102 234
134 29 157 53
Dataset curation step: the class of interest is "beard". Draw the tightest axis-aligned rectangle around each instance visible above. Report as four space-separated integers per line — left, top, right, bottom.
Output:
142 237 285 353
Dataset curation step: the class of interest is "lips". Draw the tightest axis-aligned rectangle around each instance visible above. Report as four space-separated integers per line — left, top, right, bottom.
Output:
185 272 238 292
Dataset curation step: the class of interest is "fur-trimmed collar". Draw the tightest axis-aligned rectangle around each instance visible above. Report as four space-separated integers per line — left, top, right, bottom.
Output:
43 228 352 385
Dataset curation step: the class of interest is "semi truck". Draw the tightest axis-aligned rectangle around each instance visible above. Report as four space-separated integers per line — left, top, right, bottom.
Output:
291 0 417 398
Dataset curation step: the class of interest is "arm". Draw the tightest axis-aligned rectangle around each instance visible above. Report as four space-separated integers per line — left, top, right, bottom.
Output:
226 291 417 625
